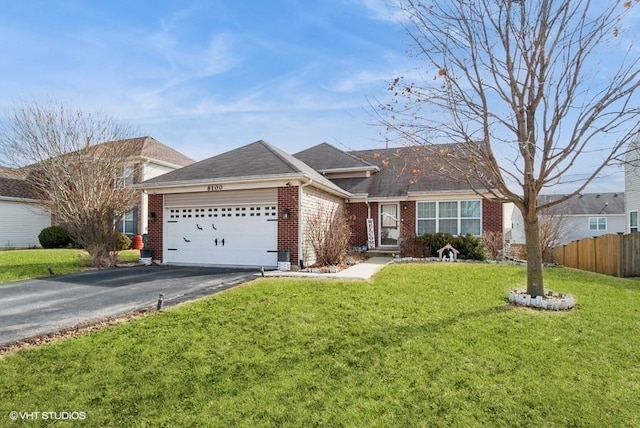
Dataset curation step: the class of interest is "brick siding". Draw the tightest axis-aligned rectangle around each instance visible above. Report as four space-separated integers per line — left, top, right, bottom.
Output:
278 186 299 265
400 201 416 239
482 198 503 239
147 193 164 262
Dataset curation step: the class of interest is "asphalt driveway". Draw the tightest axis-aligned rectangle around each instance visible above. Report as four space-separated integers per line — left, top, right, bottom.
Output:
0 266 257 347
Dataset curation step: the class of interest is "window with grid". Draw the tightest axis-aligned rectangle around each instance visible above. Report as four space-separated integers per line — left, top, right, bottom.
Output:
120 210 135 234
115 166 135 188
631 211 638 233
460 201 481 235
416 200 482 236
588 217 607 231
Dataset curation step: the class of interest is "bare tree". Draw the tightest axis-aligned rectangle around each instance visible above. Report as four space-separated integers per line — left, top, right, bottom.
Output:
379 0 640 296
306 206 352 266
0 99 138 267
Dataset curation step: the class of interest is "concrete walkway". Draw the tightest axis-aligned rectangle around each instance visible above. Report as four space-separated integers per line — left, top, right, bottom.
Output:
264 257 393 280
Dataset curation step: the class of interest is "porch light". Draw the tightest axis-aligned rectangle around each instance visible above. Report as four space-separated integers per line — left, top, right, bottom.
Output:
282 208 290 220
148 212 157 222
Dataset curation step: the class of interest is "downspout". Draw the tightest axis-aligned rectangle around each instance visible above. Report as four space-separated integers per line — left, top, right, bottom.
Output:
298 177 313 268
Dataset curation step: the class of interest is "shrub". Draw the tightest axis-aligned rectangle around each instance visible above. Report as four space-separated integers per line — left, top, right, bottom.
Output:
400 233 488 261
306 206 352 266
112 232 132 251
38 226 71 248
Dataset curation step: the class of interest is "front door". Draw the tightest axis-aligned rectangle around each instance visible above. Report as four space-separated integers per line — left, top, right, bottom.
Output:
379 203 399 247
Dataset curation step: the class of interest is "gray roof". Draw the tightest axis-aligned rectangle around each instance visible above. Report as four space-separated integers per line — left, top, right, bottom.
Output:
541 192 624 216
0 176 39 199
141 141 490 199
336 145 488 198
142 140 348 194
105 136 195 167
294 142 377 172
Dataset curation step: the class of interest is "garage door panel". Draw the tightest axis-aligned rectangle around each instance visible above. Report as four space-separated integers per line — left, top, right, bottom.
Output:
164 204 278 267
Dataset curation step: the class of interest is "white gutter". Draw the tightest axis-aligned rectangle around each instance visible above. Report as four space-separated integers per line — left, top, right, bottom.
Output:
298 178 313 268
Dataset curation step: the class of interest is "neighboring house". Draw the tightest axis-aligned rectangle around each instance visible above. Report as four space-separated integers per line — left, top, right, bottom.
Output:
110 136 195 237
0 136 193 248
510 192 625 246
140 140 504 268
625 136 640 233
0 169 50 248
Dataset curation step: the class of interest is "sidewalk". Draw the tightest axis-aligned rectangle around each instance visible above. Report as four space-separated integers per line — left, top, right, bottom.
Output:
263 257 392 280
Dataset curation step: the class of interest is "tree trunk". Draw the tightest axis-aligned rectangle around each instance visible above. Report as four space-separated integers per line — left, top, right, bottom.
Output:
523 213 545 297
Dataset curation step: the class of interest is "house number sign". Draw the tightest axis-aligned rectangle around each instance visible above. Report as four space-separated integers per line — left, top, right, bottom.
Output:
207 184 223 192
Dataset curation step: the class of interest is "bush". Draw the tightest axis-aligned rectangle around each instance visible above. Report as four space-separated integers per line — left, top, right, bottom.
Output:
38 226 72 248
400 233 488 261
112 232 132 251
306 206 352 266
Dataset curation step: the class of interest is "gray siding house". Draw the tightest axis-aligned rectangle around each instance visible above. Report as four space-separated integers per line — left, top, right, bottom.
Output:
511 192 626 246
625 136 640 233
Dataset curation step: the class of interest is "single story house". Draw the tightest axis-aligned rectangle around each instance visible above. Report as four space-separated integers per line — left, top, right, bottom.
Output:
140 140 504 268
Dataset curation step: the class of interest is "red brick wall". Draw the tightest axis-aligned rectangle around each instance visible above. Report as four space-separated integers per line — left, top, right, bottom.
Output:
482 199 503 237
147 194 164 262
400 201 416 239
346 202 369 247
278 186 299 265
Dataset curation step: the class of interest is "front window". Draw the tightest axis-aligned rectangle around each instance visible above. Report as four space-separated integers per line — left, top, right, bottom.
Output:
438 201 458 234
588 217 607 231
417 202 436 234
630 211 638 233
416 200 482 236
460 201 482 235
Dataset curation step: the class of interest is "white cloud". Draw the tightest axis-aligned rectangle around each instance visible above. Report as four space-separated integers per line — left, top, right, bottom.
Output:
351 0 407 23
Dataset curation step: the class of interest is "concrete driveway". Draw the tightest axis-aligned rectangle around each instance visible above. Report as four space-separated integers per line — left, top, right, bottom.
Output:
0 266 257 347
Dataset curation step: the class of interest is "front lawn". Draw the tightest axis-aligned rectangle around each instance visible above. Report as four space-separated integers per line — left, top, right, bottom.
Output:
0 249 141 283
1 264 639 427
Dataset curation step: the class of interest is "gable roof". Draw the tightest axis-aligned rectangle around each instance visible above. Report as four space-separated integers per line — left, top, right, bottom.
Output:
541 192 624 216
141 140 349 196
293 142 378 173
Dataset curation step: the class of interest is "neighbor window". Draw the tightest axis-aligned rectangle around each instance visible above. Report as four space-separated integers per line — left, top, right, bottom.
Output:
119 210 135 235
116 166 135 188
416 200 482 236
630 211 638 233
588 217 607 231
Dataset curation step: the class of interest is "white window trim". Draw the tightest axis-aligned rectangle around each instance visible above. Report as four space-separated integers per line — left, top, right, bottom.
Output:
588 216 607 231
630 210 638 233
416 200 482 236
115 165 135 189
120 210 135 235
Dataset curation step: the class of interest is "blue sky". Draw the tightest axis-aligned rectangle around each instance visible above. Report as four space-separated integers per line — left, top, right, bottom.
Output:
0 0 408 159
0 1 635 192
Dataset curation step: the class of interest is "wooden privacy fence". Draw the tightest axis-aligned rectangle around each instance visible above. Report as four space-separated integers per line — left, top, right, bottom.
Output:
552 233 640 277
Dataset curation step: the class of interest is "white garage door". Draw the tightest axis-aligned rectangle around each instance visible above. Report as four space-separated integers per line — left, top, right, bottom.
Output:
164 204 278 267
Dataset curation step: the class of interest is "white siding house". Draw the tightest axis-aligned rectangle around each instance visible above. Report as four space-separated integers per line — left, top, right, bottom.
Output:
0 175 51 248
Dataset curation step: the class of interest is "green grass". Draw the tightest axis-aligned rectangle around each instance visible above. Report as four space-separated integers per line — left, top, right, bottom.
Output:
0 249 142 283
1 264 639 427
